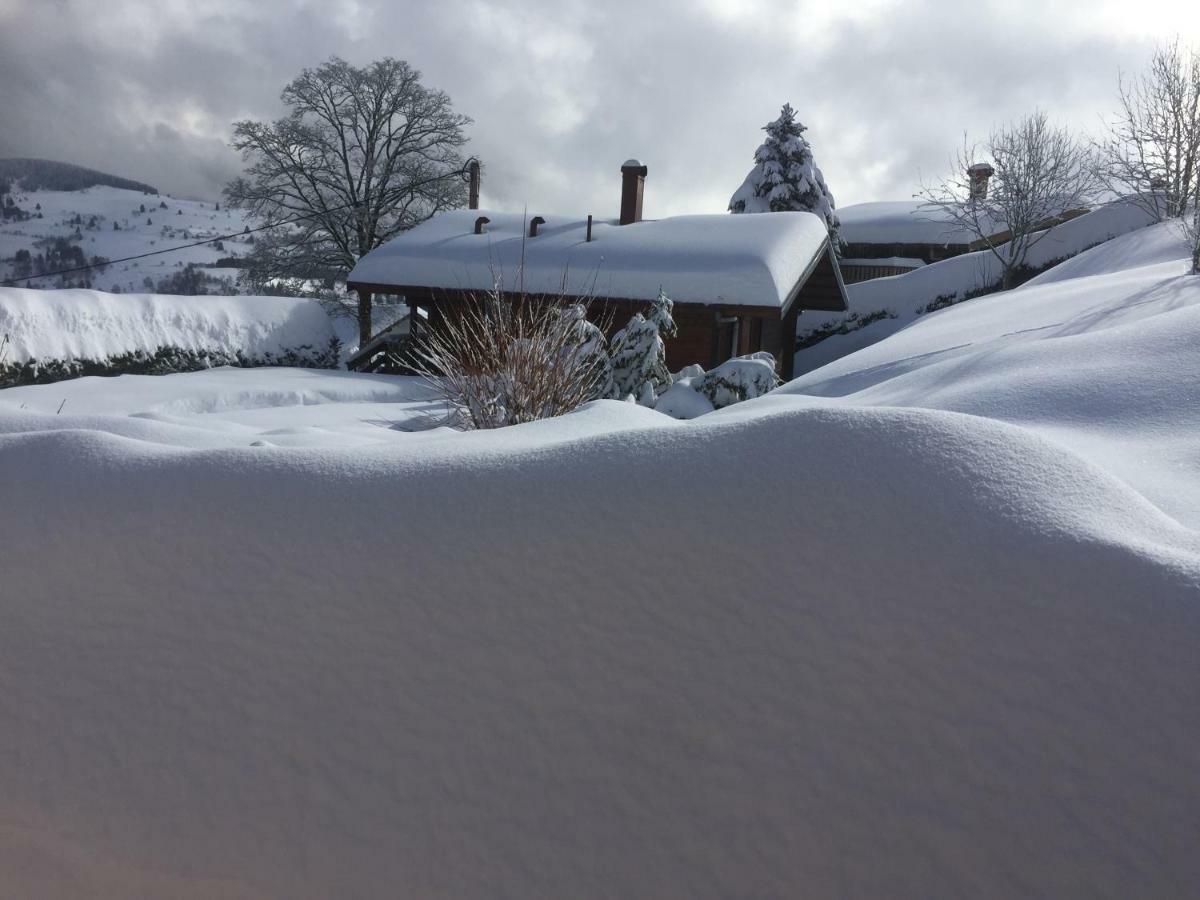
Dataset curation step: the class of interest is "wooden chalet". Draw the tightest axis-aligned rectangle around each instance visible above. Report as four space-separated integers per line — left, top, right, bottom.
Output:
838 166 1088 282
347 162 848 380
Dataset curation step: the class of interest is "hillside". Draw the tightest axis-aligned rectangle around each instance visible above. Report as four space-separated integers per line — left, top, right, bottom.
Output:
0 183 254 293
0 211 1198 894
0 157 158 194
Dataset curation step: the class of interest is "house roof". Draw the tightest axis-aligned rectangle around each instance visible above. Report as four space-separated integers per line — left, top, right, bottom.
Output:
347 209 839 310
839 201 1004 246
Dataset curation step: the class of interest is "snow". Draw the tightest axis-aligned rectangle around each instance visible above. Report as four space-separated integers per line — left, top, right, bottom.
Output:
785 218 1200 528
0 287 348 365
1 217 1200 896
0 185 254 291
348 208 835 309
797 199 1160 374
838 199 999 245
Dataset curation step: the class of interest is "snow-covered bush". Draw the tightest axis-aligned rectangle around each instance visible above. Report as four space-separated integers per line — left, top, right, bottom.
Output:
411 290 611 429
654 380 715 419
610 289 676 405
648 353 780 419
561 303 616 401
729 103 841 247
693 352 781 409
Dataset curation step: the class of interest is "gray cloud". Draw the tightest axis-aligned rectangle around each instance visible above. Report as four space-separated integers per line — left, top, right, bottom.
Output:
0 0 1191 215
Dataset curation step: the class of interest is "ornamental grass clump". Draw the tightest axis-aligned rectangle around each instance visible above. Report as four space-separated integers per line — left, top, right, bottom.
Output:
411 289 613 430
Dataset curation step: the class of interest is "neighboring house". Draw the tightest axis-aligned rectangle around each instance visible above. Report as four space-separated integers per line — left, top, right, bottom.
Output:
839 193 1088 283
838 200 1004 269
346 162 848 379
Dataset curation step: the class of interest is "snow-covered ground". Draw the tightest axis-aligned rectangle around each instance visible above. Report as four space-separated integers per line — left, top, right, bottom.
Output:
0 184 253 291
797 200 1159 374
0 219 1198 896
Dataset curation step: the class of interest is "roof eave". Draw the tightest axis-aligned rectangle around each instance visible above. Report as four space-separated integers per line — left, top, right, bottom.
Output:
780 237 849 317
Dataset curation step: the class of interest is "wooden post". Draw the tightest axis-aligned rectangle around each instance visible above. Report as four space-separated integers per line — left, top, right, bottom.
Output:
357 289 372 346
780 307 798 381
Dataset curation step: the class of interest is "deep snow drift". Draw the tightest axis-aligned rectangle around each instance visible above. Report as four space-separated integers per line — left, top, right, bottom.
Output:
1 220 1199 897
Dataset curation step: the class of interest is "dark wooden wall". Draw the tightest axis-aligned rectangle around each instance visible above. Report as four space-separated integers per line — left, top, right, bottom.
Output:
350 283 791 376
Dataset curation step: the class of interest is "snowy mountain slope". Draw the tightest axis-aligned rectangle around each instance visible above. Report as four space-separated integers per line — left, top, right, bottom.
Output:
795 200 1158 374
0 157 158 194
0 184 253 291
0 217 1199 896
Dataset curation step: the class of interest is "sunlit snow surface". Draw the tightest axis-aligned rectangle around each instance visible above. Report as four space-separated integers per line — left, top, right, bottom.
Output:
1 220 1199 897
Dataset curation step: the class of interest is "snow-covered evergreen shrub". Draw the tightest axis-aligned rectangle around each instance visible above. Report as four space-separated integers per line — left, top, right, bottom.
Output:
729 103 841 247
654 380 715 419
693 352 780 409
561 304 616 401
610 289 676 405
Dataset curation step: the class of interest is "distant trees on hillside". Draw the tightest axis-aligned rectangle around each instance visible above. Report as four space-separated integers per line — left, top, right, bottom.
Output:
0 158 157 194
225 56 472 343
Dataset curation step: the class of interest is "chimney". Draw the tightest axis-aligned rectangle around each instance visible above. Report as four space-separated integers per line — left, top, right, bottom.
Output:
474 215 490 234
467 159 481 210
528 215 545 237
619 159 647 225
967 162 994 200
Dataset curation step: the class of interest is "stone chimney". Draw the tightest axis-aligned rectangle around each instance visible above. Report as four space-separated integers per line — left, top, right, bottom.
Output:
967 162 995 200
619 159 647 225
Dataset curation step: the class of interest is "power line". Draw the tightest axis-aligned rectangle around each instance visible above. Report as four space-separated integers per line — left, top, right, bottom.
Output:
0 200 361 287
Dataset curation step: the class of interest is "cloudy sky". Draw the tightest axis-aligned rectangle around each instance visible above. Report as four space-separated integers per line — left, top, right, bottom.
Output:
1 0 1198 217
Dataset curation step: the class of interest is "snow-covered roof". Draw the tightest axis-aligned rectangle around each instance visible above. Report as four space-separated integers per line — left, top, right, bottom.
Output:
348 209 835 309
839 201 1003 246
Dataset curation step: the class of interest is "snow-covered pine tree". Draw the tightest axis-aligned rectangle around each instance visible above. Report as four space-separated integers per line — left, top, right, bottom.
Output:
560 304 616 400
729 103 841 247
609 289 676 405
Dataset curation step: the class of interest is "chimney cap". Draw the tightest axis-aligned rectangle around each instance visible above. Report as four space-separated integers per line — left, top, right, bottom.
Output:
967 162 995 176
621 159 648 175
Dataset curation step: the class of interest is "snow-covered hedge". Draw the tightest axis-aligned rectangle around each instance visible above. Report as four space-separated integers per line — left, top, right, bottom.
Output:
0 287 344 387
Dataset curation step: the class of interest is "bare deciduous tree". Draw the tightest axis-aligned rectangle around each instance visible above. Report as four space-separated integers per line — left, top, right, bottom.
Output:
225 57 472 342
1186 204 1200 274
918 111 1099 289
1096 39 1200 222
